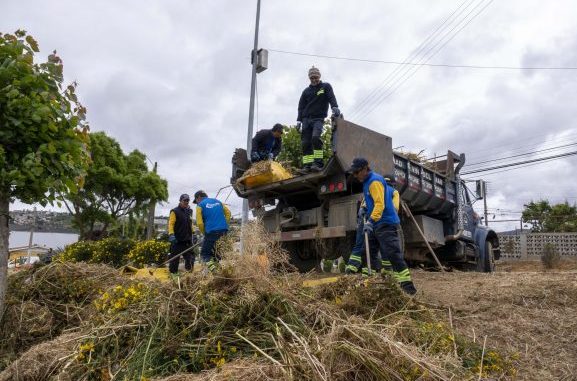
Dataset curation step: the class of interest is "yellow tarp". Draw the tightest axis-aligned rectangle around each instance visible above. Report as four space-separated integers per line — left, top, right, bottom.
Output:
237 160 293 189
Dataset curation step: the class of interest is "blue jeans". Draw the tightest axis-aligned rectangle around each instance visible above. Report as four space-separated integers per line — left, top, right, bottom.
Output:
200 230 227 265
369 223 411 282
347 217 380 273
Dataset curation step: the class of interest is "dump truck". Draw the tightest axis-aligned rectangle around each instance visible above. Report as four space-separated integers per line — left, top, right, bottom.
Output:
231 118 500 272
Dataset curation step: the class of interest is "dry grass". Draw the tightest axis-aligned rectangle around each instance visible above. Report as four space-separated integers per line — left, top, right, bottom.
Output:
413 267 577 380
1 222 520 380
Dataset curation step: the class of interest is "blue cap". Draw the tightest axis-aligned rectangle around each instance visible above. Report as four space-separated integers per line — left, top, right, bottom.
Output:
348 157 368 172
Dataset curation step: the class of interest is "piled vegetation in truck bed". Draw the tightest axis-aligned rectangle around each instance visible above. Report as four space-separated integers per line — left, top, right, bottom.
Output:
0 223 515 381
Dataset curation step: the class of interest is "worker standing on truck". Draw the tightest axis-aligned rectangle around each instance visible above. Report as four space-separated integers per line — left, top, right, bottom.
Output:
296 66 340 172
167 194 195 274
250 123 284 163
194 190 231 272
348 158 417 295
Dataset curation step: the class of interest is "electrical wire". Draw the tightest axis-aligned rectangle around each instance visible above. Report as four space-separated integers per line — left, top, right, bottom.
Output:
351 0 474 118
465 142 577 168
269 49 577 71
356 0 495 122
348 0 477 120
462 150 577 175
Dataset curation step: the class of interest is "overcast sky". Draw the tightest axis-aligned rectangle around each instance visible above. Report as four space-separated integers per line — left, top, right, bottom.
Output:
3 0 576 232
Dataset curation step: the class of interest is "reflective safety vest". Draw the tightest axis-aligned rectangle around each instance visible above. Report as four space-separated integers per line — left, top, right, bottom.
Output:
362 171 400 226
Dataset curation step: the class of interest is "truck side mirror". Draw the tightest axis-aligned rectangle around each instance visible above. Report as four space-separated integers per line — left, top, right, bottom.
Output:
475 180 486 200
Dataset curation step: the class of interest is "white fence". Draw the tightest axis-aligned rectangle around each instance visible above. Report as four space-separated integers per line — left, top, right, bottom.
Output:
497 232 577 259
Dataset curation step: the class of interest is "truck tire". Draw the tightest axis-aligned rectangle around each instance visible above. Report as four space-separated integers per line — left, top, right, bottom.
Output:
477 240 495 273
283 241 319 273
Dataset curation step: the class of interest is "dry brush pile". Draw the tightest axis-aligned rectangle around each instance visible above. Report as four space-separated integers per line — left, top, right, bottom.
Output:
0 222 516 381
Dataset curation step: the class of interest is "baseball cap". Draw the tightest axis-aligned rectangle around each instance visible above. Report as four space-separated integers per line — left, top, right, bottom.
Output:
179 194 190 201
193 190 208 204
348 157 368 173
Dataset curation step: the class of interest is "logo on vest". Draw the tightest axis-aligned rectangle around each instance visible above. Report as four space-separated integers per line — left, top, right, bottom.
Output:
205 202 220 209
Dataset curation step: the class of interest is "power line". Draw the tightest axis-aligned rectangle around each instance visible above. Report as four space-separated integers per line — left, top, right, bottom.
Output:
462 150 577 175
269 49 577 71
355 0 495 122
347 0 475 120
465 142 577 168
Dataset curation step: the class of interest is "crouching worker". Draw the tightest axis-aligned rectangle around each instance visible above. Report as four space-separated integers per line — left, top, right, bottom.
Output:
349 157 417 295
168 194 195 274
250 123 284 163
194 190 231 272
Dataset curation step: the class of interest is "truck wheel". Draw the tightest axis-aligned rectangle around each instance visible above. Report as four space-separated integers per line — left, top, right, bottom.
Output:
477 240 495 273
283 241 320 273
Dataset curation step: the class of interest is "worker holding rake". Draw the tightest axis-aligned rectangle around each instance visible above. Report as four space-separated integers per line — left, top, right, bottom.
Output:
167 194 196 274
348 158 417 295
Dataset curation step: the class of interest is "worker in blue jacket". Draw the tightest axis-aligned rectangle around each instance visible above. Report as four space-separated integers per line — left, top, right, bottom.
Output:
296 66 340 172
194 190 231 272
346 174 401 276
250 123 284 163
348 157 417 295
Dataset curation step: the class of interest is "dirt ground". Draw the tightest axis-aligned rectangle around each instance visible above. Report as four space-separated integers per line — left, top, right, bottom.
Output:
412 259 577 380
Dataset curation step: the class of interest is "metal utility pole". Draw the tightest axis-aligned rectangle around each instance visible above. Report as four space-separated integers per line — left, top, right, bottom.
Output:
27 207 37 263
483 181 488 227
146 162 158 240
241 0 262 227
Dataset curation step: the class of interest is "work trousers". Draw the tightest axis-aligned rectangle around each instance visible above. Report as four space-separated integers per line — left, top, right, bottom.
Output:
369 223 412 283
346 217 380 275
169 240 194 274
200 230 227 272
301 118 325 167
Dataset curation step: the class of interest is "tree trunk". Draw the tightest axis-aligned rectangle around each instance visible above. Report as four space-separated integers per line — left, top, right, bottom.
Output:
0 195 10 322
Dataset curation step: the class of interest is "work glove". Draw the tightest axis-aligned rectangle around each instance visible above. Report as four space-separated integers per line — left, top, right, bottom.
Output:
295 121 302 133
250 151 260 162
331 107 341 117
168 234 176 243
268 152 274 160
363 220 374 234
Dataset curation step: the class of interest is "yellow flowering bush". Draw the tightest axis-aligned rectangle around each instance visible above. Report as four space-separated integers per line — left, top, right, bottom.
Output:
127 240 170 267
59 241 98 262
94 283 149 314
76 341 95 362
91 237 135 267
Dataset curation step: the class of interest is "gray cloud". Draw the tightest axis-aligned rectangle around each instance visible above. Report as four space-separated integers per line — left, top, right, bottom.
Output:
4 0 577 229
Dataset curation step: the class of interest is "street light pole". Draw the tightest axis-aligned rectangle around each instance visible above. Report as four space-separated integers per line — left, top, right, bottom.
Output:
241 0 262 228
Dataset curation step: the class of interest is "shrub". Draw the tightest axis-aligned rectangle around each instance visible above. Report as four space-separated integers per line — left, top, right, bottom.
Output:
59 241 98 263
91 237 136 267
127 240 170 267
541 243 560 269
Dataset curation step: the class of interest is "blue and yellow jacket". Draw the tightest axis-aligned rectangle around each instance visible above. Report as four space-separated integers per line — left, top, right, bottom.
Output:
363 171 400 226
196 198 231 234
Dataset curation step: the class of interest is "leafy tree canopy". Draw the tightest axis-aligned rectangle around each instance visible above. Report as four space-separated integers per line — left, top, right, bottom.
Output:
0 30 90 320
522 200 577 232
63 132 168 240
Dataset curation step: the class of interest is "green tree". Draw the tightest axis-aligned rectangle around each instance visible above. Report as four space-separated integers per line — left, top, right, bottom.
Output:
62 132 168 240
277 119 333 168
522 200 577 232
0 30 90 319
